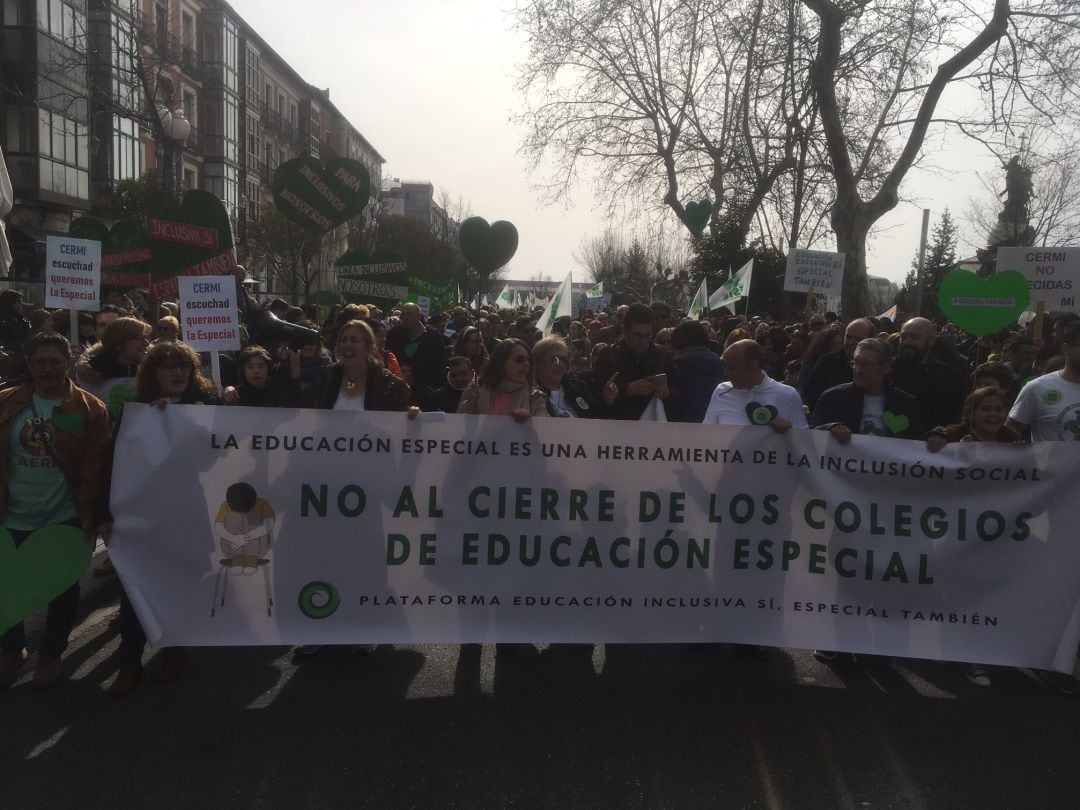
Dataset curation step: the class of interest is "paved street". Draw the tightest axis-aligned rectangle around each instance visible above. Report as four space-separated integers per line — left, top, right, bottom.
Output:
2 551 1079 810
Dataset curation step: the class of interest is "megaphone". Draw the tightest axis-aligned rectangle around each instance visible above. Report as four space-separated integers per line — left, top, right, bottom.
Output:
251 309 320 345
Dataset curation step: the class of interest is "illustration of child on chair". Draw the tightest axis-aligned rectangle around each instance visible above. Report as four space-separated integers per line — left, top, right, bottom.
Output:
210 482 276 617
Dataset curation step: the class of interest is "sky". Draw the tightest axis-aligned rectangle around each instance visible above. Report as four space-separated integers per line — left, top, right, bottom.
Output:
230 0 1004 288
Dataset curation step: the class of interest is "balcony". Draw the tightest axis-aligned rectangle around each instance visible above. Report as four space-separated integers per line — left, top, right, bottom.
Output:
259 102 297 142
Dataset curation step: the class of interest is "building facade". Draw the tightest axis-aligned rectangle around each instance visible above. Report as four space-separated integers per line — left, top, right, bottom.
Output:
0 0 384 302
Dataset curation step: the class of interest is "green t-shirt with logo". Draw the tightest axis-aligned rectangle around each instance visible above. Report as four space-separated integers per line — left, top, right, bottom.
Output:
3 396 78 531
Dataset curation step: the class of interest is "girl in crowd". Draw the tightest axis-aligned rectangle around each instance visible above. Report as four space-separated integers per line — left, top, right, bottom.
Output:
103 342 220 696
926 386 1023 688
458 338 546 422
0 333 110 690
223 346 291 407
453 325 488 373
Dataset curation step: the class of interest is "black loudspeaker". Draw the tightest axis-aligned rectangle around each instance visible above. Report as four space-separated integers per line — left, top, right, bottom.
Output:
252 309 320 344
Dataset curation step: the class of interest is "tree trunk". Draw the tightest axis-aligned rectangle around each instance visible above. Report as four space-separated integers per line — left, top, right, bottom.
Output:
832 206 871 318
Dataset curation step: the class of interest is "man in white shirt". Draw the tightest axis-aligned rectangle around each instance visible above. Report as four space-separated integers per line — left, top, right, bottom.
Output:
703 339 807 431
1008 320 1080 443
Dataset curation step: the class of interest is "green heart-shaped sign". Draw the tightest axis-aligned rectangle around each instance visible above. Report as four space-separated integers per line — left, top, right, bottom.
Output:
459 217 518 273
745 402 779 426
69 217 153 288
147 190 236 298
882 411 910 435
52 411 83 433
272 155 371 234
938 269 1030 336
685 199 711 237
0 524 90 635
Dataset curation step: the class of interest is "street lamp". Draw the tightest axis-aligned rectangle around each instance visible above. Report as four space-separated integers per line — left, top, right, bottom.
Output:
156 106 191 195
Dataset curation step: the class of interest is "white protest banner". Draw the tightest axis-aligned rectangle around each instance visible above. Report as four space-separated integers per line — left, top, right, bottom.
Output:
784 249 845 296
111 406 1080 673
177 275 241 351
997 246 1080 312
45 235 101 310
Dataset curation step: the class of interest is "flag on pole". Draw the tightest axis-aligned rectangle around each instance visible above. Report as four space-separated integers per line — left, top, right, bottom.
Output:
495 284 514 308
709 259 754 311
536 272 573 335
586 280 604 298
514 290 523 308
878 303 897 321
687 278 709 319
456 281 462 305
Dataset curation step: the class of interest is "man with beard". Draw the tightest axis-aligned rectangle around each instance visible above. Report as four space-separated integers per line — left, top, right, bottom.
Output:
888 317 966 430
801 318 875 409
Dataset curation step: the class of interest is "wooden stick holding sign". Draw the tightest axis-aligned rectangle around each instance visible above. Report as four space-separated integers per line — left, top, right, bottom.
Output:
1033 300 1046 346
804 283 815 319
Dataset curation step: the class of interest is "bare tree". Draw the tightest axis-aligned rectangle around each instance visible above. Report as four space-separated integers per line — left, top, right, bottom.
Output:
239 204 322 303
802 0 1080 314
515 0 821 242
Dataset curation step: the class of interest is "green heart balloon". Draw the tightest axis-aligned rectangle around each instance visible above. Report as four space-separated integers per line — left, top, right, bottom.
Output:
146 190 236 298
938 269 1030 336
685 199 711 237
0 524 90 636
745 402 778 425
107 384 138 421
882 411 910 435
272 155 371 234
459 217 518 273
69 216 153 287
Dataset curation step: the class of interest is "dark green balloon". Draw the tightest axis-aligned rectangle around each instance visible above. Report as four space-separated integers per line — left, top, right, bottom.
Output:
458 216 518 273
685 199 711 237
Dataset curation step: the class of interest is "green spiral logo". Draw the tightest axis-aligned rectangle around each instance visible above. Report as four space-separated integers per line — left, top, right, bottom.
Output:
297 581 341 619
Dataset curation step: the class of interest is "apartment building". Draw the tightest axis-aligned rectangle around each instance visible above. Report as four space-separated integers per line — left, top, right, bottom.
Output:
1 0 384 301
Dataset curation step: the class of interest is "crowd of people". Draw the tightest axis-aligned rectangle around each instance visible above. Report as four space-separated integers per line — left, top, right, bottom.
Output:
1 276 1078 697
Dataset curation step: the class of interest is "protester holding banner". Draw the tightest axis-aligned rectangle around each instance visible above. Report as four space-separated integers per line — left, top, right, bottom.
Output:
531 335 599 418
102 341 221 696
222 346 290 407
458 338 546 421
800 318 875 409
703 339 805 431
812 338 923 443
0 333 109 689
891 318 967 431
1008 320 1080 443
297 319 412 413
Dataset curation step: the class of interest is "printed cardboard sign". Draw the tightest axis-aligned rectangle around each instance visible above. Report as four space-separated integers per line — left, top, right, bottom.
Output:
45 235 101 309
272 155 371 233
997 246 1080 313
69 217 152 287
147 190 236 299
459 217 518 273
334 251 409 311
784 249 845 296
178 275 241 351
937 269 1030 336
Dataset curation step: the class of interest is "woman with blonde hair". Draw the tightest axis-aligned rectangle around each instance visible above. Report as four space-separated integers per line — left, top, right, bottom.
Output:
76 316 150 422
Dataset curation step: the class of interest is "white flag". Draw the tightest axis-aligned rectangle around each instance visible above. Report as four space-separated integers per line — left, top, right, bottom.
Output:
587 280 604 298
0 145 13 275
709 259 754 311
687 278 709 319
514 290 523 308
495 284 514 308
638 395 668 422
878 303 897 320
536 272 573 335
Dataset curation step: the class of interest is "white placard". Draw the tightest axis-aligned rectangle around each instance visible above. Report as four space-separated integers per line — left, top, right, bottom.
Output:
45 235 101 310
997 246 1080 312
177 275 241 351
784 249 845 296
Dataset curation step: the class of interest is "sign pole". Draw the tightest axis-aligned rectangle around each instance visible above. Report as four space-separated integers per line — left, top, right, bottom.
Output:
69 309 79 346
1033 300 1046 344
210 349 223 395
804 283 815 320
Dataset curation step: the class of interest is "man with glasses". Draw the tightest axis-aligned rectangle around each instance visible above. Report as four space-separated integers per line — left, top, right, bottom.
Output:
592 303 671 420
811 338 922 443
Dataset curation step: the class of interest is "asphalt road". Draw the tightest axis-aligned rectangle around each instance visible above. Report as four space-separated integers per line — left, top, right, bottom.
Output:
2 551 1079 810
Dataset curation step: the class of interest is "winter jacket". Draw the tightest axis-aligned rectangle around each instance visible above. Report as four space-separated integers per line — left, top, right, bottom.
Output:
811 382 924 440
76 344 139 422
458 380 547 417
887 356 967 432
591 337 672 420
385 324 448 388
0 379 110 535
668 348 726 423
300 362 411 412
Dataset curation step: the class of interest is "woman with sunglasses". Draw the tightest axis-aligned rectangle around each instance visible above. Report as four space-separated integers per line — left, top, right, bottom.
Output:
531 335 603 418
458 338 546 422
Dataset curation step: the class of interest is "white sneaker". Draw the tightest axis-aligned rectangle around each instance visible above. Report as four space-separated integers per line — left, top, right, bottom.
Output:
963 663 992 687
